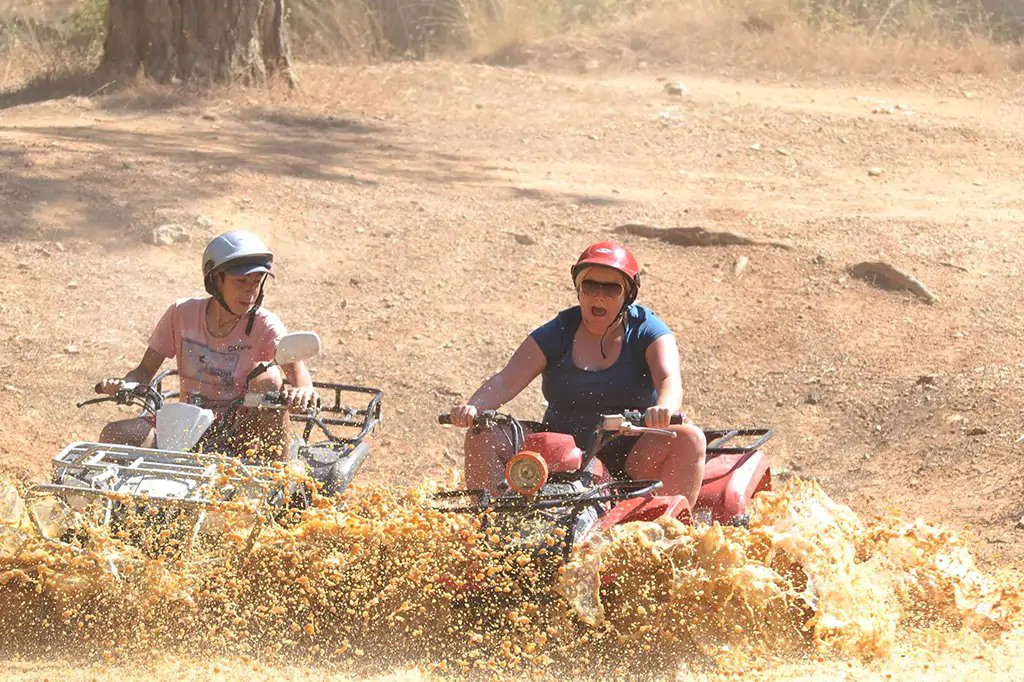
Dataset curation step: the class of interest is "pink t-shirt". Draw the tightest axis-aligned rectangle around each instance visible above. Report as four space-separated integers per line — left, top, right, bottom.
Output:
148 297 287 409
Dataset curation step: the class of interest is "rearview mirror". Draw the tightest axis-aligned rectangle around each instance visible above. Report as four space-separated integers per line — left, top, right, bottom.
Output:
274 331 321 365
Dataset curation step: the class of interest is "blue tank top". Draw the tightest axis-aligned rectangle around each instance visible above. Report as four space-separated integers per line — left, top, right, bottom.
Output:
529 304 673 448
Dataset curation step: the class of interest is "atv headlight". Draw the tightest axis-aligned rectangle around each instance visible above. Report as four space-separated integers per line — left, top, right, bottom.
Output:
505 450 549 498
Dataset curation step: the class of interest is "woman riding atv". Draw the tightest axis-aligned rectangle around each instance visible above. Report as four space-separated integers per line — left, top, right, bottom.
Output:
96 230 319 460
448 241 707 505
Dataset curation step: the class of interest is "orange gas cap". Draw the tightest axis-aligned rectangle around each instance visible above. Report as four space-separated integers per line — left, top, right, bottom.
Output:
505 450 549 498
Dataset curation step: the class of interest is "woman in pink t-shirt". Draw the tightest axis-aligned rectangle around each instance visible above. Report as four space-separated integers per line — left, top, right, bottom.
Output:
96 231 318 458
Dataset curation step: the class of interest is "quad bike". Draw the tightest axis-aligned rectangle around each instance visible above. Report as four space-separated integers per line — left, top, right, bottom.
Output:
26 332 384 555
432 410 773 587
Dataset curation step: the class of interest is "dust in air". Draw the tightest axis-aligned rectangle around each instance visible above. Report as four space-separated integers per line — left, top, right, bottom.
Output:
0 466 1019 682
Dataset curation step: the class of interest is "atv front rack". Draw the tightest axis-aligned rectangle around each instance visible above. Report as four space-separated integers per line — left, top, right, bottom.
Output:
432 479 663 514
151 370 383 447
26 441 289 552
704 428 773 456
31 441 283 508
295 382 383 445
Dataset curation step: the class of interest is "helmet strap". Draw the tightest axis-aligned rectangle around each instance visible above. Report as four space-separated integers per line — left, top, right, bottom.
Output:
245 281 267 336
598 305 628 359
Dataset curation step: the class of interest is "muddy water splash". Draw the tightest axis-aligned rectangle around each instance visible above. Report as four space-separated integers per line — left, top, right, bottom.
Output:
0 476 1019 680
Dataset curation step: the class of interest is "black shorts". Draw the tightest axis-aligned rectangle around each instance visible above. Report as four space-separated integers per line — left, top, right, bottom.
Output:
518 421 639 479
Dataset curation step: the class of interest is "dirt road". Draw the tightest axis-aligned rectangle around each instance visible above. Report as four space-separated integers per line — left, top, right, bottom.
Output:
0 59 1022 678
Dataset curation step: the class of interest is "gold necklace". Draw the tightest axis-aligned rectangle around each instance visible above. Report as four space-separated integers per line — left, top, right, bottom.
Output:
207 300 243 337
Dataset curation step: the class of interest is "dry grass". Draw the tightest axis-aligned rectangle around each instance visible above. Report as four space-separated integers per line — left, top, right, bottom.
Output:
591 1 1024 79
0 0 1022 100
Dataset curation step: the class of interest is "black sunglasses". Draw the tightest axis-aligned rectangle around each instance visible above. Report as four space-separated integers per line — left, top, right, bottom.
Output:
579 279 624 297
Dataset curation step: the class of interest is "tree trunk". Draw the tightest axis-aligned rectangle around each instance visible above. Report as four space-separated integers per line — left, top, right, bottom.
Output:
101 0 297 87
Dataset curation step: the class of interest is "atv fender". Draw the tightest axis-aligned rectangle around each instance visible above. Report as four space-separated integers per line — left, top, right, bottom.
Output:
596 494 692 531
695 449 771 524
300 441 370 497
522 433 582 473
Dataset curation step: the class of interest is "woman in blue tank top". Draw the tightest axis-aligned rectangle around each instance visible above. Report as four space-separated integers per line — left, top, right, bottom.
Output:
447 241 707 505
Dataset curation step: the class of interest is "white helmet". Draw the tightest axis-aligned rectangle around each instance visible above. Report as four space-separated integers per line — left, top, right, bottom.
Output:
202 230 274 296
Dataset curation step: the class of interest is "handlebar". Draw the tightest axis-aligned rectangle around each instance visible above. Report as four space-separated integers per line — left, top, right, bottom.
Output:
80 381 164 413
242 390 322 412
437 410 509 427
620 410 685 427
437 410 684 431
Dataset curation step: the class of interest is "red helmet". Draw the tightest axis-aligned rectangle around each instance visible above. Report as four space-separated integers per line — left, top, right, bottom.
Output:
571 241 641 302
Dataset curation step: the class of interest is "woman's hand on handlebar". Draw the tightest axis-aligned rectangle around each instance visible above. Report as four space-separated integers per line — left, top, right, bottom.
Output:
449 404 478 428
96 378 126 396
644 406 675 429
282 385 320 411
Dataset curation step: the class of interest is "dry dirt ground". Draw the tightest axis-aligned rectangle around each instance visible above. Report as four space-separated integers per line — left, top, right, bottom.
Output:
1 54 1023 589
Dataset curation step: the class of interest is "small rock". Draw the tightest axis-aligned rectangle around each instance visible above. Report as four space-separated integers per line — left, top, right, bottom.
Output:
916 374 938 386
4 385 20 393
514 233 536 246
812 254 827 265
847 261 937 304
148 224 190 246
67 281 79 290
775 148 790 156
64 345 79 355
53 242 64 252
966 426 988 436
749 143 762 151
1016 516 1024 529
664 81 688 96
195 215 214 228
201 112 219 122
732 255 749 278
583 59 600 72
804 392 820 405
867 167 883 177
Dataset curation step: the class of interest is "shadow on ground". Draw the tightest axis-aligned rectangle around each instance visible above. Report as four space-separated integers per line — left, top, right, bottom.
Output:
1 91 626 246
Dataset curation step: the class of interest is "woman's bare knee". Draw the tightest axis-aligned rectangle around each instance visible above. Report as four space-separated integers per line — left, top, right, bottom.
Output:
672 423 707 459
463 425 516 493
248 365 284 395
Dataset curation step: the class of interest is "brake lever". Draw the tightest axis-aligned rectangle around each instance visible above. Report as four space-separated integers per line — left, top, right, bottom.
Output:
77 396 114 409
619 422 677 438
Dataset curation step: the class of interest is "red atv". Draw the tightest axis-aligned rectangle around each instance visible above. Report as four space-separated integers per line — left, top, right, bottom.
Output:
434 410 774 566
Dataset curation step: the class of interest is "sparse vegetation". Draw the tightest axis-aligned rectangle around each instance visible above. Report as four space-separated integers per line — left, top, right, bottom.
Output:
1 0 1022 93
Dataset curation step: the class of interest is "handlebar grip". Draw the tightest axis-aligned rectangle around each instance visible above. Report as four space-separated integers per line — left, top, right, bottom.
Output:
94 382 104 394
623 410 686 425
438 414 453 425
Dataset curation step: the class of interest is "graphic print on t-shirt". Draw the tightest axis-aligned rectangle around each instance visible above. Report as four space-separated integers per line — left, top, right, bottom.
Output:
180 337 251 401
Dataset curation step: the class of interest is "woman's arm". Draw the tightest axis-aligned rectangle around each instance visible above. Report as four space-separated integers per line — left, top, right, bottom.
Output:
281 360 313 389
644 334 683 427
98 348 166 394
280 360 317 409
450 336 548 425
